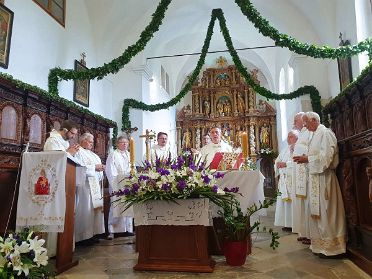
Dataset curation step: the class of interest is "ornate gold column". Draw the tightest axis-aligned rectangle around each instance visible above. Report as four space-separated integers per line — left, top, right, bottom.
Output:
270 118 278 152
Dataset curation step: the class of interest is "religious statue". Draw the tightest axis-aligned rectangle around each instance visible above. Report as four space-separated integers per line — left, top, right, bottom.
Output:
203 97 210 116
237 93 245 113
182 129 191 149
223 100 231 116
260 124 270 147
184 104 192 115
217 100 224 116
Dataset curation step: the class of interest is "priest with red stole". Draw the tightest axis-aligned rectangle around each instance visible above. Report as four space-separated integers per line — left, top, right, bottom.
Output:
200 127 232 167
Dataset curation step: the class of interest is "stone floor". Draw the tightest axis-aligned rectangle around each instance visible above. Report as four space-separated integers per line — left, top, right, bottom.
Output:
57 208 370 279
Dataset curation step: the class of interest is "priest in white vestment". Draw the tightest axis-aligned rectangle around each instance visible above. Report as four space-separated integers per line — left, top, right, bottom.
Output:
148 132 172 163
200 127 233 166
43 120 79 257
274 130 298 229
105 135 134 239
293 112 346 257
74 133 105 243
292 112 312 244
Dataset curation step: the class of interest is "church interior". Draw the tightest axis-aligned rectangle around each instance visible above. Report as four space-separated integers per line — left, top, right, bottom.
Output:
0 0 371 278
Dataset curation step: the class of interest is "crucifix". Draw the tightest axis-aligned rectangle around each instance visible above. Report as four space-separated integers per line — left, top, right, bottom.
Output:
139 129 156 161
80 52 87 66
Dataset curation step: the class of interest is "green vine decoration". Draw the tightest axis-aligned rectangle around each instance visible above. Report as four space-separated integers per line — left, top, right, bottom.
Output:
48 0 172 95
122 9 323 130
0 72 118 139
235 0 372 59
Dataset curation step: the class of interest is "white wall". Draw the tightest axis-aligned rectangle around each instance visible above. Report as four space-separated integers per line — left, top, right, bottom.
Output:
2 0 112 118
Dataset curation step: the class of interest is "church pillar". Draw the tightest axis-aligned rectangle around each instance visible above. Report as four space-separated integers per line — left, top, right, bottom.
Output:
233 90 238 115
270 118 278 152
244 89 249 113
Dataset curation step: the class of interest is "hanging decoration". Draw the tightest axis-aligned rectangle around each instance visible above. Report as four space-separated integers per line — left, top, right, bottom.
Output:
235 0 372 59
48 0 172 95
121 9 322 130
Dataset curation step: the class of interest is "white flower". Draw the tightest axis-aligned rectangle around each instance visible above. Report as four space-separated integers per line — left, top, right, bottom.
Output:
9 249 30 276
148 170 160 179
34 251 48 266
28 236 46 255
0 237 14 256
217 188 226 195
15 241 30 254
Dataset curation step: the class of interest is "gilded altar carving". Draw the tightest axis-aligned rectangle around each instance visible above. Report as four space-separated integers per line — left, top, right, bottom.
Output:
176 60 277 156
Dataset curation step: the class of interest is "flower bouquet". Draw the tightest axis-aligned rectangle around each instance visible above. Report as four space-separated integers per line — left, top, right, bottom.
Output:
0 228 53 279
112 150 237 212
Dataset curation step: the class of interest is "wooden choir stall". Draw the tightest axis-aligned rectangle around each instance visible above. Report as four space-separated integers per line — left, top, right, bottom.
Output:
0 76 115 273
325 67 372 275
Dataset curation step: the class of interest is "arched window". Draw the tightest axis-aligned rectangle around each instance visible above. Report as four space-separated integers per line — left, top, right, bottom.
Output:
279 68 288 141
355 0 372 72
29 114 42 144
1 106 17 140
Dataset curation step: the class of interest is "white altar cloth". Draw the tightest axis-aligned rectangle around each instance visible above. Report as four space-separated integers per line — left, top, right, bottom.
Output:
133 198 210 226
216 170 266 215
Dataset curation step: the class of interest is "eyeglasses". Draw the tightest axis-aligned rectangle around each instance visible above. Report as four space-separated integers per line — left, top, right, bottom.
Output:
68 130 77 135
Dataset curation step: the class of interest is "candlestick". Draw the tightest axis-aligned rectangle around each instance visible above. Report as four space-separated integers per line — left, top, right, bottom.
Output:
241 132 248 159
130 137 135 174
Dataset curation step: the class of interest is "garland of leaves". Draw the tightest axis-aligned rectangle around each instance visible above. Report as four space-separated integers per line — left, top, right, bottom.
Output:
48 0 171 95
235 0 372 59
121 9 323 130
0 72 118 140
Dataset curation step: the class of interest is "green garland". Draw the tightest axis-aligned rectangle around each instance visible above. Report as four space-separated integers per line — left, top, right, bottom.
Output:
0 72 118 140
121 9 323 130
48 0 171 95
235 0 372 59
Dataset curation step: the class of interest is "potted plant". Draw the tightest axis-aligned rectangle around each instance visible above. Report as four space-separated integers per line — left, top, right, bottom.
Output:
218 195 280 266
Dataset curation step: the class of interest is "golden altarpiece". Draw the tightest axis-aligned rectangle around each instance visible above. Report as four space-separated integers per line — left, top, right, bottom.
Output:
176 59 278 158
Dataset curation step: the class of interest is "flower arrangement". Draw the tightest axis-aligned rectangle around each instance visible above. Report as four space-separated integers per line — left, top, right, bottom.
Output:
259 147 278 158
0 228 53 278
112 150 236 211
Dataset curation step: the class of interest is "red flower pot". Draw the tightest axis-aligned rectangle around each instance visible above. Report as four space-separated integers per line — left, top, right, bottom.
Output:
223 240 248 266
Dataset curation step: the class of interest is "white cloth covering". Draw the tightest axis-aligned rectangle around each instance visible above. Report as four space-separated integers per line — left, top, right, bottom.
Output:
200 140 233 166
105 149 133 233
273 146 293 228
292 127 312 237
73 148 105 242
307 124 346 256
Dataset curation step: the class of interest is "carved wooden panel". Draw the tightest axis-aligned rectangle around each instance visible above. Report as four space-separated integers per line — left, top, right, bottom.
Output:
24 108 46 149
366 94 372 130
0 101 22 145
95 131 107 160
339 159 358 226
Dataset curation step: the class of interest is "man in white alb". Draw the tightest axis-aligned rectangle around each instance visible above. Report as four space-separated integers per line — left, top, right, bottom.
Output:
292 112 313 245
274 130 298 230
293 112 346 257
74 133 105 244
43 119 79 256
149 132 172 163
105 135 134 239
200 127 233 166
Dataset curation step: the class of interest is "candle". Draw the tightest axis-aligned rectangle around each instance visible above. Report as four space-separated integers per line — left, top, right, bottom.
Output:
130 137 135 165
241 132 248 159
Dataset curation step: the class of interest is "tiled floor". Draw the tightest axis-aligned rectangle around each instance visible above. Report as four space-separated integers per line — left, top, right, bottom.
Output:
57 208 370 279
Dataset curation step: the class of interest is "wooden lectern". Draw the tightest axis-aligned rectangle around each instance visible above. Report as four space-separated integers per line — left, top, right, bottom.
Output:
56 158 79 274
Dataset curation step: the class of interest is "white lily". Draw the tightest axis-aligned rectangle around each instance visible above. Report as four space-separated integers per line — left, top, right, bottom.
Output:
28 236 46 254
34 251 48 266
15 241 30 254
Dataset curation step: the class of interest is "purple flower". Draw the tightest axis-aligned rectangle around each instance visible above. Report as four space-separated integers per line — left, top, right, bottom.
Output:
214 172 225 179
123 188 131 195
158 168 170 176
177 180 187 191
132 183 140 193
189 163 197 171
198 162 206 171
223 187 240 193
212 185 218 193
177 156 185 166
202 175 211 184
171 163 180 170
138 175 149 181
161 183 171 191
